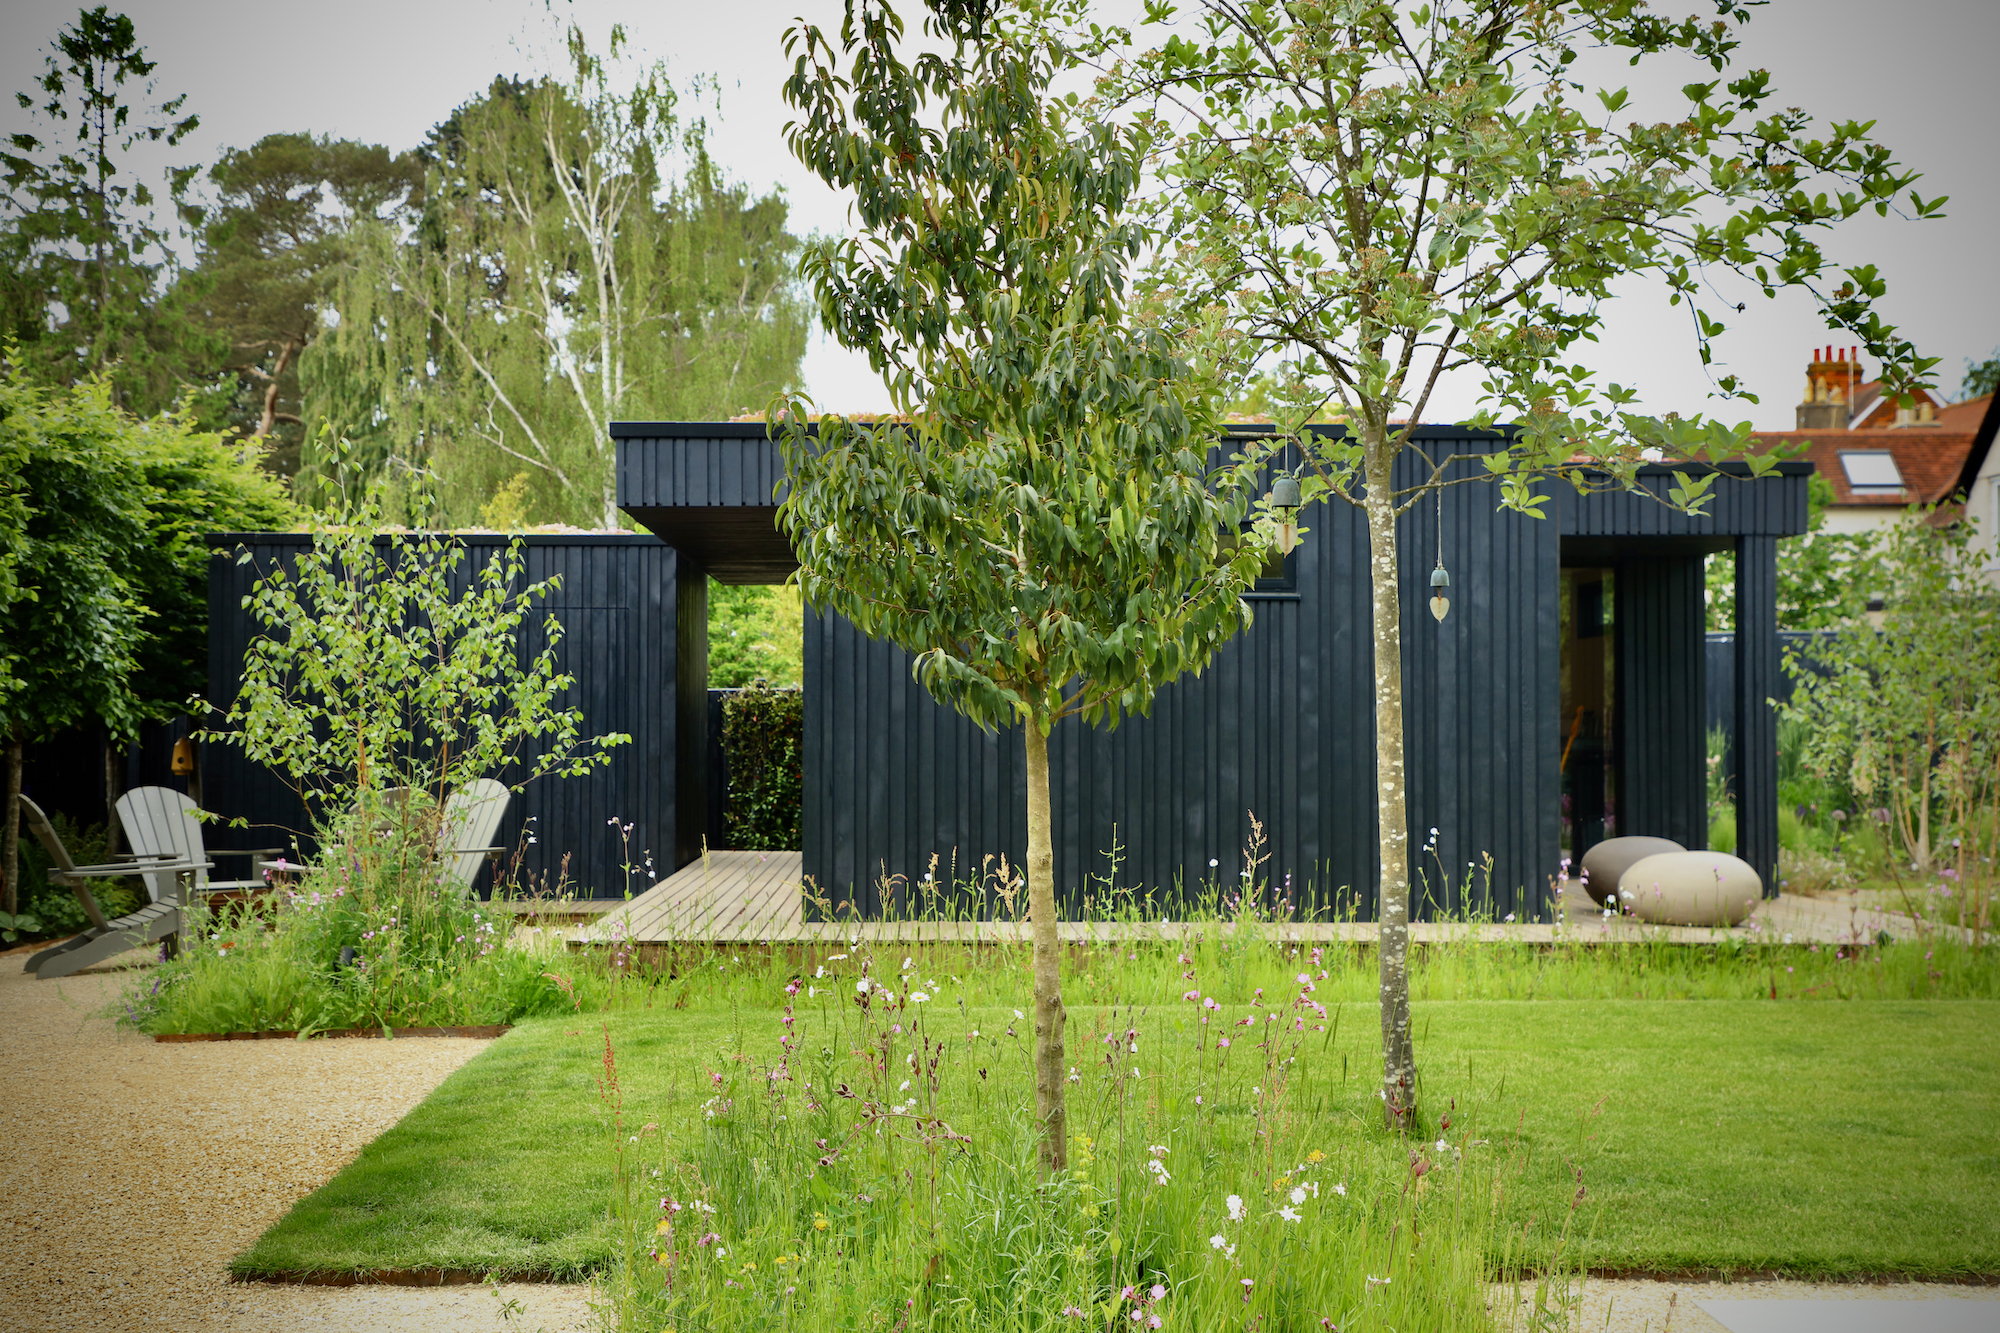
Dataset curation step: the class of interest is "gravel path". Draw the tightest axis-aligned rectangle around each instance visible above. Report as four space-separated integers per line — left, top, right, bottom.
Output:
1498 1277 2000 1332
0 948 596 1332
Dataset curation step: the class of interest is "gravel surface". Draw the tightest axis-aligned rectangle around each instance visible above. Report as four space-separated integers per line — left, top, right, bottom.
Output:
0 946 597 1332
1495 1277 2000 1331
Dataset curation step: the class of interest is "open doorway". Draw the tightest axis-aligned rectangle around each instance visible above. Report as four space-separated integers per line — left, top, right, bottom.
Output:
704 576 804 853
1559 566 1618 864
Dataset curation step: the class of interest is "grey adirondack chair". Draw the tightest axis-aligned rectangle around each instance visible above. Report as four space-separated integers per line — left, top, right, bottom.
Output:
438 778 511 892
115 786 283 902
258 778 510 894
18 796 209 980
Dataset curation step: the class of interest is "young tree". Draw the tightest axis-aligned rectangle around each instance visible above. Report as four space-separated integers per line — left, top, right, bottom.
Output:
0 368 150 914
305 26 810 528
1093 0 1940 1126
210 493 629 824
0 6 208 413
1782 513 1999 904
777 0 1279 1171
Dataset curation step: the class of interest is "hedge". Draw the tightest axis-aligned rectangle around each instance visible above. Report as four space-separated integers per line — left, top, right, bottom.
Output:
721 681 803 850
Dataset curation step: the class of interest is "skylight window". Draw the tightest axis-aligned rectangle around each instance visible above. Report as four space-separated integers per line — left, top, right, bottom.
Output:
1839 451 1905 492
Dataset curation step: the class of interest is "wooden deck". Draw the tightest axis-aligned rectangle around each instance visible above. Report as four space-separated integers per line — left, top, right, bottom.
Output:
582 852 1947 948
597 850 808 943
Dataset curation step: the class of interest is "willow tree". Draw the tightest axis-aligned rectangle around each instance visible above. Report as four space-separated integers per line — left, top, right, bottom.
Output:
304 26 809 527
1090 0 1941 1127
776 0 1278 1171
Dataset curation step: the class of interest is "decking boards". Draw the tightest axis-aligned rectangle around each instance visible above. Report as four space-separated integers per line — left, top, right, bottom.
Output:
606 850 806 942
586 854 1940 947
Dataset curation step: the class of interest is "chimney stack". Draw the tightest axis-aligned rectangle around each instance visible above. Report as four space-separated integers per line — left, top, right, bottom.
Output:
1797 344 1862 430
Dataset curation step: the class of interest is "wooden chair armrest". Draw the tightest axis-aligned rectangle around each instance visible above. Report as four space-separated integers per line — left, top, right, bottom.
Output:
57 859 210 879
207 847 287 861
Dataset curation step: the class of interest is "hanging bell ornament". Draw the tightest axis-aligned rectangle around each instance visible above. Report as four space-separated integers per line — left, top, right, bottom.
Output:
1428 564 1451 622
1269 474 1302 555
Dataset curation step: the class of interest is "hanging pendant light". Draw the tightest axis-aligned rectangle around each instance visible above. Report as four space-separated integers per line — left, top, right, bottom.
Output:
1428 487 1450 621
1270 472 1301 555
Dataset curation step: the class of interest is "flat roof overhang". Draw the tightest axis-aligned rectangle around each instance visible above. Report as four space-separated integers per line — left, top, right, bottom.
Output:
614 421 798 583
619 505 796 583
613 421 1815 580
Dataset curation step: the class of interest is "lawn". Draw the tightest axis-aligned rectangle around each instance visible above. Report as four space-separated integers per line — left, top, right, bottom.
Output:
236 994 2000 1285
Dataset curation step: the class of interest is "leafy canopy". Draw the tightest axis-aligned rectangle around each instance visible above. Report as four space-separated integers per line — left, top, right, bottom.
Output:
212 492 629 819
304 26 809 528
1095 0 1942 512
1 6 209 413
182 132 423 477
0 365 152 744
776 0 1279 734
1781 512 1999 877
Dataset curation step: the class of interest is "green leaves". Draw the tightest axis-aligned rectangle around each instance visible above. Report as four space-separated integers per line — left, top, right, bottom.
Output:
302 28 809 527
1099 0 1937 505
0 368 152 744
775 0 1274 738
211 506 627 817
1 8 209 414
1779 513 2000 876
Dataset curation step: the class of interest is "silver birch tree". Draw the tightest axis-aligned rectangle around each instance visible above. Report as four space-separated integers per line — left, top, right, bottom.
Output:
303 26 809 526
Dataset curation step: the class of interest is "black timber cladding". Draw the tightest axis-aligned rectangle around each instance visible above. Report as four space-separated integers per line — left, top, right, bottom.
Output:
614 422 797 583
617 424 1808 919
1615 554 1710 852
204 533 685 899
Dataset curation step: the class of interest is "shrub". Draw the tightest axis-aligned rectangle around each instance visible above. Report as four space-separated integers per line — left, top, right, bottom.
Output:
721 682 802 850
1780 847 1857 896
17 814 144 932
127 795 593 1035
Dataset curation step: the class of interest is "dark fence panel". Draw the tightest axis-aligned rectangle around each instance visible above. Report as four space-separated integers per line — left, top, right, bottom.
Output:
1618 555 1709 849
20 717 188 836
204 533 683 900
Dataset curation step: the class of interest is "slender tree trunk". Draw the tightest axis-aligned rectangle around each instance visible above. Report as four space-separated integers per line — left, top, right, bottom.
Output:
1362 441 1416 1130
3 730 23 918
104 737 124 856
1023 720 1068 1172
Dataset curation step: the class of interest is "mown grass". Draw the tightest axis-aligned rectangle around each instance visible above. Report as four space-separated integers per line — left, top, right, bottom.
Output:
236 985 2000 1288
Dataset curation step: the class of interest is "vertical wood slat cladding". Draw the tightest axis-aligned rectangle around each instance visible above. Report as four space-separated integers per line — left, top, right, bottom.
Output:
1734 535 1782 895
675 567 709 870
800 432 1559 921
1618 555 1709 849
1558 464 1811 538
624 425 1805 924
1395 447 1561 921
614 422 791 507
204 534 679 901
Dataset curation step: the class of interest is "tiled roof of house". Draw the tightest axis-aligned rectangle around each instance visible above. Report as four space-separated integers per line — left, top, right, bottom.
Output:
1750 393 1990 508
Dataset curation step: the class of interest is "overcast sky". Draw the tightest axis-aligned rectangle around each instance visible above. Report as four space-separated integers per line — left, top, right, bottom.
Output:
2 0 1993 425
